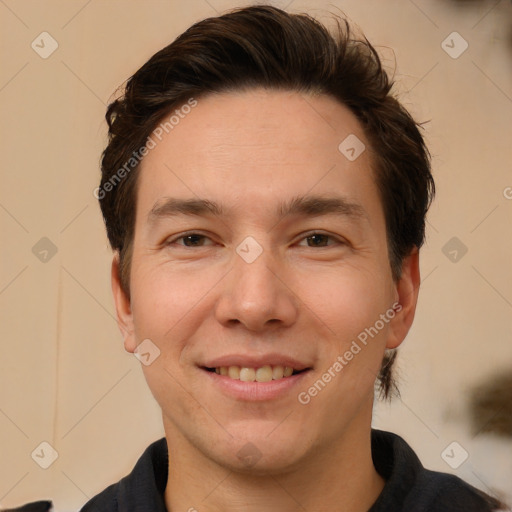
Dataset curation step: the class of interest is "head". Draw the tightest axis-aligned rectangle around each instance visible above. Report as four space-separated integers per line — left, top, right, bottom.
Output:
99 5 433 471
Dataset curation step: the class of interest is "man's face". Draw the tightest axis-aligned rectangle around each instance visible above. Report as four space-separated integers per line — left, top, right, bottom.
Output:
113 89 417 472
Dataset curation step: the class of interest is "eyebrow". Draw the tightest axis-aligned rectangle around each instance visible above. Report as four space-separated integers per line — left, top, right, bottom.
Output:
278 195 366 220
148 198 223 221
147 195 367 224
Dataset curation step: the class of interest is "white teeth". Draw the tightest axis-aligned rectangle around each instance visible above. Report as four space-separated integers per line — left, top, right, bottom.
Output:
228 366 240 379
272 365 284 379
255 365 273 382
283 366 293 377
239 367 256 382
213 365 301 381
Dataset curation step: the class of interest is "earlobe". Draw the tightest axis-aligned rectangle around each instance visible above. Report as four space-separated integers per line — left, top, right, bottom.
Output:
386 248 421 349
111 253 137 353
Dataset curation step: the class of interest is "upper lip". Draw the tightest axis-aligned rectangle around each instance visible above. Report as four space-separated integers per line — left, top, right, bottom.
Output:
201 354 312 371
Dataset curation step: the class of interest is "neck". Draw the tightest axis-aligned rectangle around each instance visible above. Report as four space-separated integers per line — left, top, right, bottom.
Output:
163 408 385 512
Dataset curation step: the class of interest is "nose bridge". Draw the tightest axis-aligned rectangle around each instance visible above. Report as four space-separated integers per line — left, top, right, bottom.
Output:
214 236 297 330
234 241 276 301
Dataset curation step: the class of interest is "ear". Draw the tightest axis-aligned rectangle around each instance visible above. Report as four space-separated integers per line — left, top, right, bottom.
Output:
111 252 137 353
386 247 421 349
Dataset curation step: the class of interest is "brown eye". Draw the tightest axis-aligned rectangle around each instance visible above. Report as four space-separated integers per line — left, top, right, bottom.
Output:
306 234 330 247
180 234 208 246
297 233 341 247
167 233 214 247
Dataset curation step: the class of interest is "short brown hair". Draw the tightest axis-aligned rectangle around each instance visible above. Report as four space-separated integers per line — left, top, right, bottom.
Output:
98 5 435 399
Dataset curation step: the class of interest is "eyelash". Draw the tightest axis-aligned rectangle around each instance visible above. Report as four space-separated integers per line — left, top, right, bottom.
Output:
166 232 214 248
165 231 346 248
297 232 345 247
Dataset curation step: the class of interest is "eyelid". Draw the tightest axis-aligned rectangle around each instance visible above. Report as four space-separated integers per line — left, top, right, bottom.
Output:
295 230 347 247
163 230 347 248
164 230 216 246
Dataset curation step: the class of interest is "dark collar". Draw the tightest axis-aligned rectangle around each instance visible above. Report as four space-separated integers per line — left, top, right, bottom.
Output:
82 429 498 511
110 429 416 511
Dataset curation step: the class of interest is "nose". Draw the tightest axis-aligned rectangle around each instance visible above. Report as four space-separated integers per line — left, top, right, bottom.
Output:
214 242 299 332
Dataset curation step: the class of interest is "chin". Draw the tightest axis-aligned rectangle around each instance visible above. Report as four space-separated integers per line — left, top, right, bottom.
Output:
219 448 306 476
209 427 312 475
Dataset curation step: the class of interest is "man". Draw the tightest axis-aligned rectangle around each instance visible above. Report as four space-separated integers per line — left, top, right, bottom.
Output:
83 5 505 511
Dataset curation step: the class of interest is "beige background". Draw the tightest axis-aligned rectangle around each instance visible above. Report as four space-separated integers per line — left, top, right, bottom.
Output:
1 0 511 510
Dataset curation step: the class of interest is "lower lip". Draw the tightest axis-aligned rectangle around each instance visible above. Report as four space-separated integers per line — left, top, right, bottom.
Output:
202 369 310 401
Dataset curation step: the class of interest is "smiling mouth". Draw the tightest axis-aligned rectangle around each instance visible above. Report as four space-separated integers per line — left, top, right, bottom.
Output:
203 365 309 382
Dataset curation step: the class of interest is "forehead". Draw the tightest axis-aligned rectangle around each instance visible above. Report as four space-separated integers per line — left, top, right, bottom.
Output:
136 89 382 223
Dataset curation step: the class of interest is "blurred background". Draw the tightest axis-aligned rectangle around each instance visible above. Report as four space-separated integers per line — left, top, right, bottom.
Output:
0 0 511 510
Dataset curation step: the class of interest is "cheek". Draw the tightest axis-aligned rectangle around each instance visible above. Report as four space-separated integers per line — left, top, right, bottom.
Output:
296 264 394 347
128 263 216 412
129 261 219 347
